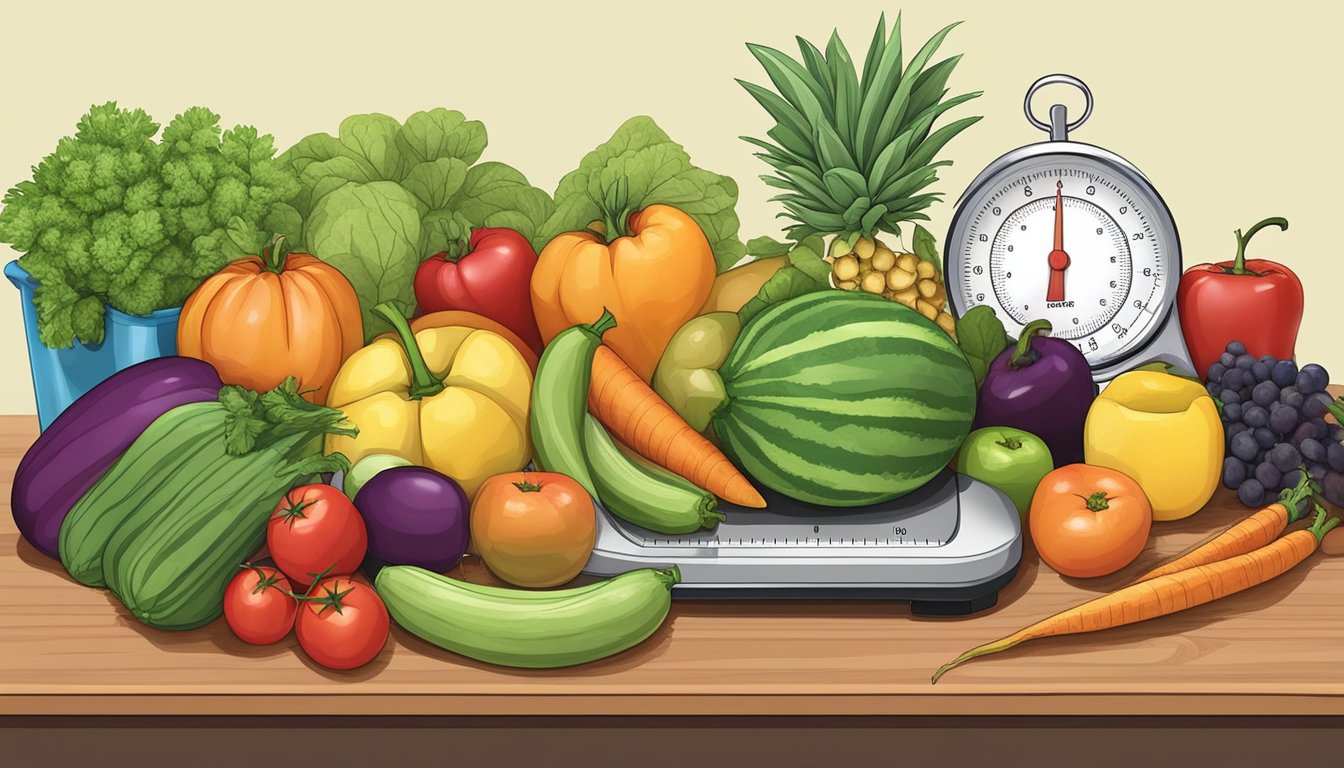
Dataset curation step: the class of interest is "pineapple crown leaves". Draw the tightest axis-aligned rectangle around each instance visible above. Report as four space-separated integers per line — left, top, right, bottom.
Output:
738 13 983 242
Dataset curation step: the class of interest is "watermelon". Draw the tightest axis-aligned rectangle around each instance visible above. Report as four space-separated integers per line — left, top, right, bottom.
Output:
710 291 976 507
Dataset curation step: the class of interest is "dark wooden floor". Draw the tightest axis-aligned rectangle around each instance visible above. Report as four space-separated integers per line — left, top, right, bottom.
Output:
3 715 1342 767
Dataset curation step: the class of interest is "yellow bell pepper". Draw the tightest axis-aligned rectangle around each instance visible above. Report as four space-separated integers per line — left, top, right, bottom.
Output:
1083 371 1224 521
325 303 532 500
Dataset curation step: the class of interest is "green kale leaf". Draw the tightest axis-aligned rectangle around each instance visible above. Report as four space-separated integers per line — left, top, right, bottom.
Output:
737 234 830 325
280 109 554 339
956 305 1013 389
542 116 744 271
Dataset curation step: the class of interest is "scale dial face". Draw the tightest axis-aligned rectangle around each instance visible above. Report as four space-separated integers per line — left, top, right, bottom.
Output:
947 150 1179 368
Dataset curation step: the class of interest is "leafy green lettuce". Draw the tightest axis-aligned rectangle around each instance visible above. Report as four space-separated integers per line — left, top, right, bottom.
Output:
541 117 744 272
737 235 830 325
277 109 555 339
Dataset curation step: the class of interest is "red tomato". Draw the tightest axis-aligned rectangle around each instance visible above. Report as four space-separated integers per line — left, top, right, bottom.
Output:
295 577 389 670
267 485 368 587
223 565 297 645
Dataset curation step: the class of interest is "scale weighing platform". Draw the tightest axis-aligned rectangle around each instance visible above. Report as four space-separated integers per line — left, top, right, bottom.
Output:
583 470 1022 616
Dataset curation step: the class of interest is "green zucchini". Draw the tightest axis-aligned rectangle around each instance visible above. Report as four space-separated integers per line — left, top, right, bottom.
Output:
583 414 724 533
529 310 616 499
59 402 221 586
110 432 340 630
62 378 355 630
376 565 679 668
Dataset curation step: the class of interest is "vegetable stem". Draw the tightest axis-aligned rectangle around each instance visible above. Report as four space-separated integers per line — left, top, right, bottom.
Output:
595 177 634 242
1009 320 1052 369
586 308 618 339
995 434 1023 451
263 234 290 274
513 480 544 493
1307 505 1341 541
1229 217 1288 275
373 302 445 399
442 239 470 263
1084 492 1111 512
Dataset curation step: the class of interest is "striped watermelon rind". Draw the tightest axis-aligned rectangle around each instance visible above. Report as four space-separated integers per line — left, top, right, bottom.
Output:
712 291 976 507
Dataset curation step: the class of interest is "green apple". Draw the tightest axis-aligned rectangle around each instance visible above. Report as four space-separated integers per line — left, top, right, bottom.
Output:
955 427 1054 519
344 453 413 500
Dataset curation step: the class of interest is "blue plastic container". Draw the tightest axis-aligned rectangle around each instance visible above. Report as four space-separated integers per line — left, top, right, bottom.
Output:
6 260 182 431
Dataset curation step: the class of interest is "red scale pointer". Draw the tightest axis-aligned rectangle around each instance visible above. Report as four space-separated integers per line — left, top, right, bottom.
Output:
1046 180 1069 302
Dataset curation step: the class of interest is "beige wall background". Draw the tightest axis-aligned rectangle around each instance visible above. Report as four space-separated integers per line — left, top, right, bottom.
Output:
0 0 1339 413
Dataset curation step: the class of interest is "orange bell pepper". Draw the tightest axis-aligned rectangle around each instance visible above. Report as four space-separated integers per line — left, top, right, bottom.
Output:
530 204 715 381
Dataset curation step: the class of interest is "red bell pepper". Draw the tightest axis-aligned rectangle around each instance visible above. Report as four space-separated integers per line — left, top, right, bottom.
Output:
413 227 544 354
1176 217 1303 378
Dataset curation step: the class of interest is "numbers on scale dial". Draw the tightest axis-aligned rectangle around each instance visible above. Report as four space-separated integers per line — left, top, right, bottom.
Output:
959 169 1166 365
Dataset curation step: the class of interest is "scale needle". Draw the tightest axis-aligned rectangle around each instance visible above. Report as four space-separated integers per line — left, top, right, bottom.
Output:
1046 180 1070 302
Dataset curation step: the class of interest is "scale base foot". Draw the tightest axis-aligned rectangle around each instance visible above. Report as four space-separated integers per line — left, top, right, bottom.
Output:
910 591 999 617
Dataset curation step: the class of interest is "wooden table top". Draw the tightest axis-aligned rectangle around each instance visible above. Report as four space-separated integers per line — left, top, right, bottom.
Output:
3 403 1342 717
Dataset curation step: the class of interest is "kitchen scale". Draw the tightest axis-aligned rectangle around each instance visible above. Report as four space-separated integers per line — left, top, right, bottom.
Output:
945 74 1194 381
584 74 1191 615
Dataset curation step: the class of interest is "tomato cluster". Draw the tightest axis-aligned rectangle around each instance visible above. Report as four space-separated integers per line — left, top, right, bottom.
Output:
223 485 388 670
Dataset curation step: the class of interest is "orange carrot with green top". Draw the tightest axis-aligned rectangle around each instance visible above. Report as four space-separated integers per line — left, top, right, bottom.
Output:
931 506 1339 685
1133 472 1316 584
588 345 766 508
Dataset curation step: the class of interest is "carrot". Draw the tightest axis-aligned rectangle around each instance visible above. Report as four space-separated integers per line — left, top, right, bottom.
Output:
588 345 766 508
931 506 1339 684
1132 472 1316 584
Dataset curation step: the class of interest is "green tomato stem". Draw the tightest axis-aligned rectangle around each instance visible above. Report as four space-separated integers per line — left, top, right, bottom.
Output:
1229 216 1288 275
1009 320 1052 369
995 434 1023 451
373 302 445 400
1084 492 1110 512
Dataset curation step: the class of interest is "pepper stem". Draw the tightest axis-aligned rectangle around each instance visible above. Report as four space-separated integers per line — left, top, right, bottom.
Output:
1230 216 1288 275
441 239 470 263
594 177 635 242
1009 320 1052 369
373 302 445 399
263 234 290 274
1084 492 1110 512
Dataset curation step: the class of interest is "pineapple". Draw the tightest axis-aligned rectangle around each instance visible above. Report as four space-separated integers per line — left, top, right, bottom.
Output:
739 14 982 339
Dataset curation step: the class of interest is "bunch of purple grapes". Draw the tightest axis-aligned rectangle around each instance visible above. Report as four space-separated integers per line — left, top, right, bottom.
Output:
1207 341 1344 507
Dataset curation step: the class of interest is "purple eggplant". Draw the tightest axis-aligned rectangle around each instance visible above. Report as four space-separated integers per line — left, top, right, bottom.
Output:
973 320 1095 467
353 466 469 573
12 357 222 558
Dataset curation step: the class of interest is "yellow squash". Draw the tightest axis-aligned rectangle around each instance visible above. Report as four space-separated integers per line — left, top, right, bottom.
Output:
325 303 532 500
1083 371 1224 521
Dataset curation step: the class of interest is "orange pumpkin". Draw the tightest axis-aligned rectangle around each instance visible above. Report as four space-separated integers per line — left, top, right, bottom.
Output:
178 236 363 404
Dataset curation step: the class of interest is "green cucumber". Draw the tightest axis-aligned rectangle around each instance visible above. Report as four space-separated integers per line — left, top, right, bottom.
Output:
376 565 679 668
583 415 724 533
63 378 355 630
112 434 347 630
59 402 222 586
529 310 616 498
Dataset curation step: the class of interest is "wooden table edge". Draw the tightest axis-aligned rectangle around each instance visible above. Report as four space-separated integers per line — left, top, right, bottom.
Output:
4 692 1343 717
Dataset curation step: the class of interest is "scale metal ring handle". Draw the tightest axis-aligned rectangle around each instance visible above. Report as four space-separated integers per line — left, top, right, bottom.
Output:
1024 74 1093 141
